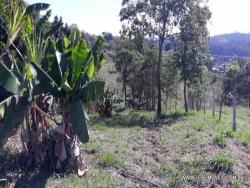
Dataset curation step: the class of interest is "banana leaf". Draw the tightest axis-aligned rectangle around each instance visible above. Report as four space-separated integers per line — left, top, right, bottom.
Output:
0 96 28 144
69 100 89 143
31 62 61 97
78 81 105 103
44 40 63 85
25 3 50 15
0 61 21 95
70 40 88 86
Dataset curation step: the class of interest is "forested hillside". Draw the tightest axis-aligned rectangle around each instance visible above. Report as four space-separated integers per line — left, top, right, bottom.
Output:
210 33 250 57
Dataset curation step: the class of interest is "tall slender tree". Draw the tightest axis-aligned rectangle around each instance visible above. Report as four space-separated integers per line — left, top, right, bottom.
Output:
174 1 211 112
120 0 186 117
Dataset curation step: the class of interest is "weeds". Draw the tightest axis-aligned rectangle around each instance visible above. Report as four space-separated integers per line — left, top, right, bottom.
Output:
210 154 234 173
214 133 227 148
99 152 119 167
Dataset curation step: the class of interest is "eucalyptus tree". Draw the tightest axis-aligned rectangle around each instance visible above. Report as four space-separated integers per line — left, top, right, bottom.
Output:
235 61 250 108
174 0 211 112
114 38 137 108
120 0 186 116
222 61 240 130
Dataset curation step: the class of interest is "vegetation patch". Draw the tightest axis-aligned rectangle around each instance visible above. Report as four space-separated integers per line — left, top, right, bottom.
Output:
152 165 168 177
193 123 204 131
210 154 234 173
165 164 184 188
224 130 235 138
92 124 108 132
99 152 119 167
214 133 227 148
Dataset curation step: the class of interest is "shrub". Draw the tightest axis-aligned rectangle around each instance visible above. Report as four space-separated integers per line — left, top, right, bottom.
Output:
214 134 227 148
210 154 234 173
194 123 204 131
224 130 234 138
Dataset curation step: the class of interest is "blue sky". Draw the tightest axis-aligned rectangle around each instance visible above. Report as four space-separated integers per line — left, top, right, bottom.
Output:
27 0 250 36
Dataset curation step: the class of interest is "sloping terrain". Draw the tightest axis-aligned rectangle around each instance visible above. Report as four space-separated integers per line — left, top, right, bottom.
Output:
1 107 249 188
210 33 250 57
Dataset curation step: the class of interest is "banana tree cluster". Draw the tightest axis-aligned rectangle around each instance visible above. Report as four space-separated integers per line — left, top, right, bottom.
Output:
0 2 105 174
30 32 105 172
97 89 118 117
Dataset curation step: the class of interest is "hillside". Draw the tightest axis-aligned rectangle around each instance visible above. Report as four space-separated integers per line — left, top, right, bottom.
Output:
210 33 250 57
1 107 250 187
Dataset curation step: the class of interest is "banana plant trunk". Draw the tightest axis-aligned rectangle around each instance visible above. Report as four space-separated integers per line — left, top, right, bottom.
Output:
54 100 88 175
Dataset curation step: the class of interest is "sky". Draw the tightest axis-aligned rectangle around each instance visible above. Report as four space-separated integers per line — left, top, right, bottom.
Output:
27 0 250 36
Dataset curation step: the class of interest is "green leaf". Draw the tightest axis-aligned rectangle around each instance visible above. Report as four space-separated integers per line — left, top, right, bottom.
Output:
63 37 70 50
25 16 32 35
61 71 73 92
68 30 82 46
31 62 61 96
44 40 62 85
0 96 28 144
25 3 50 15
0 61 21 95
79 81 105 103
59 53 70 75
69 100 89 143
86 61 95 79
70 40 88 85
25 63 37 81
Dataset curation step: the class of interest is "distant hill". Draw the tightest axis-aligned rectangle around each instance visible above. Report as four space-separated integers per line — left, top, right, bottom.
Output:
210 33 250 57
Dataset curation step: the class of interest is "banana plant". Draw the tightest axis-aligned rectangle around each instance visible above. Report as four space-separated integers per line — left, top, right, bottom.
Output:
28 32 105 172
0 2 50 73
6 2 50 48
0 1 105 173
34 32 105 143
0 2 51 145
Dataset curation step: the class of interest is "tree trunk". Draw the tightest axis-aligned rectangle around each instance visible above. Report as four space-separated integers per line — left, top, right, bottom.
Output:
169 97 172 111
248 95 250 108
157 39 164 117
212 86 215 117
184 80 188 112
124 83 127 109
219 93 224 121
175 93 177 110
232 95 237 131
203 94 206 114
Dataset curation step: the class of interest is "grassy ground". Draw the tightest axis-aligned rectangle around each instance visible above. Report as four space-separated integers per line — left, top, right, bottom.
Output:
1 107 250 188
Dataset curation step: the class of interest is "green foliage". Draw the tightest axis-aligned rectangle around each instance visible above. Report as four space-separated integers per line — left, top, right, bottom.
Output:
97 89 118 117
210 154 234 173
223 61 240 95
224 130 234 138
0 61 21 95
214 133 227 148
99 152 119 167
152 165 168 177
69 100 89 142
0 96 28 143
165 164 183 188
0 0 105 145
174 1 211 112
193 123 204 131
30 32 105 143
